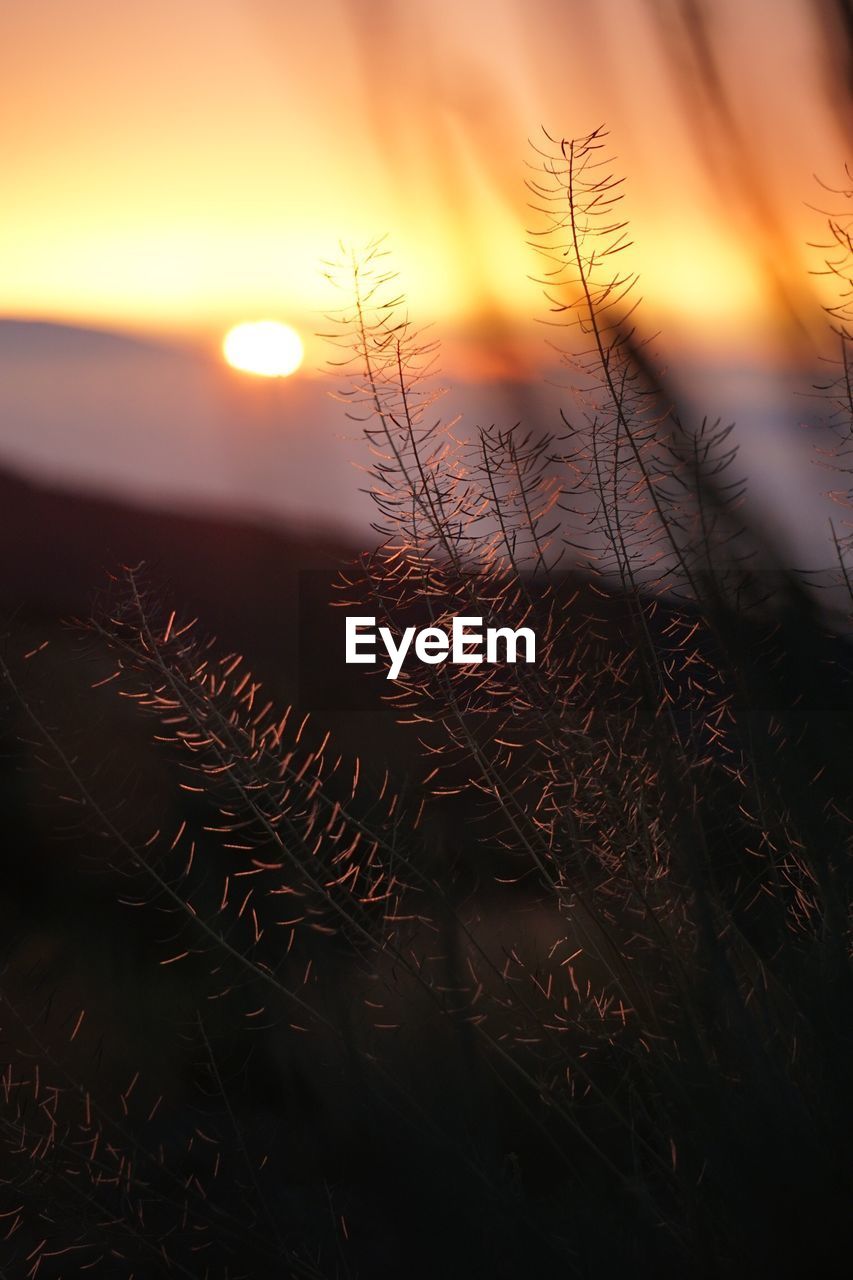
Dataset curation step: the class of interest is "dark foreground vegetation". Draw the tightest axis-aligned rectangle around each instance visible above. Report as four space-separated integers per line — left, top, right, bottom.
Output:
0 130 852 1278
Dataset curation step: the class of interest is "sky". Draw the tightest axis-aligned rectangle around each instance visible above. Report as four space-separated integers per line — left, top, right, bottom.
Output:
2 1 849 358
0 0 851 550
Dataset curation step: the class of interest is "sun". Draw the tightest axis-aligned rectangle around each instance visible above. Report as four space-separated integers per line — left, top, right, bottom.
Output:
222 320 304 378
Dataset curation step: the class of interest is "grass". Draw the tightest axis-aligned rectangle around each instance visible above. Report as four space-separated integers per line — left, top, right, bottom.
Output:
0 127 851 1278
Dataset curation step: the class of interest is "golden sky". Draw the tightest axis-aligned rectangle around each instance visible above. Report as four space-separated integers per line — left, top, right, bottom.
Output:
1 0 850 370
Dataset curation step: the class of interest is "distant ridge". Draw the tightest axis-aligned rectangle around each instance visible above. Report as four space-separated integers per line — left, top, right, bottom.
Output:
0 317 198 360
0 461 356 666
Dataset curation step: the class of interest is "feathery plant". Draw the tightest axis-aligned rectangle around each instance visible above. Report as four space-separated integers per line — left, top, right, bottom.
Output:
322 124 853 1267
814 166 853 582
0 127 851 1277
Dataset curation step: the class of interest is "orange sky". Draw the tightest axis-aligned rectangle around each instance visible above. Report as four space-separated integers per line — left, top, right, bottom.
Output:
0 0 850 373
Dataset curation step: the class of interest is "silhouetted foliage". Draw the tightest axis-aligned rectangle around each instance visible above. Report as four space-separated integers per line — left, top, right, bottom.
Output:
1 129 851 1278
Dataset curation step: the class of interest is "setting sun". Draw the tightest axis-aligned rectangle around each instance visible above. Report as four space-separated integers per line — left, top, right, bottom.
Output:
223 321 304 378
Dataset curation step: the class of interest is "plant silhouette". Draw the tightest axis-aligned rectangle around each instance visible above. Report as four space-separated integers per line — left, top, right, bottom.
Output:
1 128 851 1279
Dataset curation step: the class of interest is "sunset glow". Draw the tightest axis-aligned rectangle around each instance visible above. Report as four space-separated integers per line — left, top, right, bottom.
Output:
223 321 304 378
0 0 846 368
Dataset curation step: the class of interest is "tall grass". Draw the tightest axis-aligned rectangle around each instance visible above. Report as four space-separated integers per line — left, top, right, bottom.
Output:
0 128 851 1278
